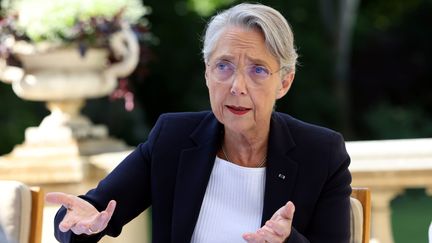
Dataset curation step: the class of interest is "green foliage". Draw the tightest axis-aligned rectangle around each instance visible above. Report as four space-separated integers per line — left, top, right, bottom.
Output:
188 0 235 16
83 98 150 146
392 189 432 243
356 0 423 32
1 0 148 43
352 0 432 140
363 103 432 139
0 83 45 154
132 0 210 123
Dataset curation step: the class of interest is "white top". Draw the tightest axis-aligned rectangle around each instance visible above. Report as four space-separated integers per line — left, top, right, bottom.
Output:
191 156 266 243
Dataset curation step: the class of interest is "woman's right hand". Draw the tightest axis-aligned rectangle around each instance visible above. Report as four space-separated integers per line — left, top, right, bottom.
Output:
46 192 116 235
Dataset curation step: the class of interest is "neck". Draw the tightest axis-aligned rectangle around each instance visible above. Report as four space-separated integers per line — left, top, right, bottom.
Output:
222 144 266 167
221 127 269 168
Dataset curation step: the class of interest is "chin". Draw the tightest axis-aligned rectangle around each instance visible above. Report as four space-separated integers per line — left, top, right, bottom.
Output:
227 121 255 133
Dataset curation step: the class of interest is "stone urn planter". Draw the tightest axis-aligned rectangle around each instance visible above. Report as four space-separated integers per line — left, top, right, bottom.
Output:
0 23 139 183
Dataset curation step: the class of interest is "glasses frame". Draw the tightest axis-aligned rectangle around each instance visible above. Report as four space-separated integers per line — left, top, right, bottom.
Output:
206 59 288 85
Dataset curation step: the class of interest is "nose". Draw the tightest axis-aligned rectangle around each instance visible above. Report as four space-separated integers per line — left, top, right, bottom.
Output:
230 71 248 96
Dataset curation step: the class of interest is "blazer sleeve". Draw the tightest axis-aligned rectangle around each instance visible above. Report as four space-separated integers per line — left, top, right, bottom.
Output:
287 132 352 243
52 116 164 243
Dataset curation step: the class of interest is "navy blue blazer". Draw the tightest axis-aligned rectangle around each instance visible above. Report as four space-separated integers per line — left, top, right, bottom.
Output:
54 111 352 243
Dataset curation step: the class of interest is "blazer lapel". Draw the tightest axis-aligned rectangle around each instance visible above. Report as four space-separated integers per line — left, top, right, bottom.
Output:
171 113 223 243
262 113 299 225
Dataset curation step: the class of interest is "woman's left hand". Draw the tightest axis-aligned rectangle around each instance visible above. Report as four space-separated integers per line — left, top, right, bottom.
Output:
243 201 295 243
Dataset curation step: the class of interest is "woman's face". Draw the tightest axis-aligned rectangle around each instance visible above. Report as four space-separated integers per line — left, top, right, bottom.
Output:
206 26 294 135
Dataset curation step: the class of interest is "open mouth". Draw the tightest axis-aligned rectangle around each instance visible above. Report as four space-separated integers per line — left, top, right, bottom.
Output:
226 105 252 115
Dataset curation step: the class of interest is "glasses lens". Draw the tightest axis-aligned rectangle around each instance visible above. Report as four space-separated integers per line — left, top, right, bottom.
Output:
211 60 234 81
247 65 270 82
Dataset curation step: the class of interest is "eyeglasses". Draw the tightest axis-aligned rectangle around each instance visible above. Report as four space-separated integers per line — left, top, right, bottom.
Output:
207 60 286 85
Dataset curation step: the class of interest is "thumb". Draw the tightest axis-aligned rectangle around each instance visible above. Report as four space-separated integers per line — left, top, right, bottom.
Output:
104 200 117 216
89 200 117 232
281 201 295 220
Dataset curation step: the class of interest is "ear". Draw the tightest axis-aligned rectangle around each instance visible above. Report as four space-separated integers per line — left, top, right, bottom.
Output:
205 64 210 87
276 71 295 99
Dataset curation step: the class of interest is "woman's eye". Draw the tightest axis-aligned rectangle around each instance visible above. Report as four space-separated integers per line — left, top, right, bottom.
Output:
215 61 233 71
254 66 269 75
217 63 227 70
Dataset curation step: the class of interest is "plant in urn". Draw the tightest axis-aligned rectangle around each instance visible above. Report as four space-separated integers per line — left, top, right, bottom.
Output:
0 0 151 183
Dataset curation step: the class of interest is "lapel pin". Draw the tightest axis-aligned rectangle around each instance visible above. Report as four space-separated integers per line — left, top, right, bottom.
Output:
278 173 286 180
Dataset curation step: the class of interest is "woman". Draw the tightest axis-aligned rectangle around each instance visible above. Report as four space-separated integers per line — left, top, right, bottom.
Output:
47 3 352 243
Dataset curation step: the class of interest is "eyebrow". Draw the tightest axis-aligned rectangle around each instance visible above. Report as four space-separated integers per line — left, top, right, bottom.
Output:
247 56 271 67
213 54 235 62
213 54 271 67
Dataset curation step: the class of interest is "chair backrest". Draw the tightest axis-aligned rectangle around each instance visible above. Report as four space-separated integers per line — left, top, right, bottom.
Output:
350 187 371 243
29 187 44 243
0 181 44 243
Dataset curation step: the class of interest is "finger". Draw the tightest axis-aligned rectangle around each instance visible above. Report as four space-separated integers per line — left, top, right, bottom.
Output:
265 220 289 237
258 227 280 243
70 212 106 235
87 212 109 233
242 232 262 243
74 220 100 235
70 223 88 235
45 192 74 208
261 224 276 235
59 215 76 232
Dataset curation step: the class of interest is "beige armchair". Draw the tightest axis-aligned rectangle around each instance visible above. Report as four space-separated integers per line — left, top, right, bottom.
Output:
350 187 371 243
0 180 44 243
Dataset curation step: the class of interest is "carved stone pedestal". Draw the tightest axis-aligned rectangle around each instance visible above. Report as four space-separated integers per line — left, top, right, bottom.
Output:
0 107 129 184
0 145 83 183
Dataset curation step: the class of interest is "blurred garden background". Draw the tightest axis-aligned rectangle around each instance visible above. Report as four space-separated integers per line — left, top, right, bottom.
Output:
1 0 431 242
